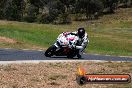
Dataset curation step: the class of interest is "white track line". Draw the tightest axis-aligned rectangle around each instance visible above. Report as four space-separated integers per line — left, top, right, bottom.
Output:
0 60 128 65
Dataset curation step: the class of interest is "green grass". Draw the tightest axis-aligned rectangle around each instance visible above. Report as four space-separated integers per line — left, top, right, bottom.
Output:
0 22 62 48
0 8 132 56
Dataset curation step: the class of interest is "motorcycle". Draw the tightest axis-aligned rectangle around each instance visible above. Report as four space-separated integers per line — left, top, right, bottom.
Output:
45 33 79 58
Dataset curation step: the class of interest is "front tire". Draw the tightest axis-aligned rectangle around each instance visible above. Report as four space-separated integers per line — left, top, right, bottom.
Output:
45 45 56 57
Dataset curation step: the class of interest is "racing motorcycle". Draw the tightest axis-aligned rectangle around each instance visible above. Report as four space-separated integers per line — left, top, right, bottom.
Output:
45 33 79 58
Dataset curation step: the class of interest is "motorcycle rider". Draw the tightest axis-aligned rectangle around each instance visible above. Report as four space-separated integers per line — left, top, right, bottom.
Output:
54 27 89 58
71 28 89 58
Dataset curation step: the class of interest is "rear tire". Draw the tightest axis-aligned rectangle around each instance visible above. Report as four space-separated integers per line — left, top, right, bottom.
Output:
45 45 56 57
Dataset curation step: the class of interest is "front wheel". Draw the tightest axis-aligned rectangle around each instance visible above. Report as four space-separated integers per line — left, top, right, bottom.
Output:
45 45 56 57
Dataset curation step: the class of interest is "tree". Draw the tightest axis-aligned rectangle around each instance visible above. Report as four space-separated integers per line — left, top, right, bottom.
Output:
101 0 118 13
34 0 64 23
23 4 38 22
2 0 25 21
75 0 103 20
0 0 8 19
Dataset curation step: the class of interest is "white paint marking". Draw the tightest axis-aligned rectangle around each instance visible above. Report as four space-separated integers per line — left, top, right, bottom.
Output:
0 60 128 65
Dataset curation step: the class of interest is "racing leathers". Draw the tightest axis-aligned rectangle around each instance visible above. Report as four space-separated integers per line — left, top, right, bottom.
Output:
71 31 89 52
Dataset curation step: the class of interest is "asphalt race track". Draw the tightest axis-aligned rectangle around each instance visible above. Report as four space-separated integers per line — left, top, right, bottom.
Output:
0 48 132 62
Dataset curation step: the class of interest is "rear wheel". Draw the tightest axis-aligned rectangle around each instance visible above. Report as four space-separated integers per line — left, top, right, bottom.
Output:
45 45 56 57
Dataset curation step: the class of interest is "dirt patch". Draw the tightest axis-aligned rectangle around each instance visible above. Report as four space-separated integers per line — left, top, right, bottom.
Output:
0 36 17 44
0 61 131 88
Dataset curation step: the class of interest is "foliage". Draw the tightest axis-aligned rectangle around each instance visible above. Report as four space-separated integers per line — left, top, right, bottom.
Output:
0 0 131 23
1 0 25 21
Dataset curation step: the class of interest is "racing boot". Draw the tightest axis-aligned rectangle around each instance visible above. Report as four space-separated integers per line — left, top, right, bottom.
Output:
76 49 82 59
77 54 82 59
